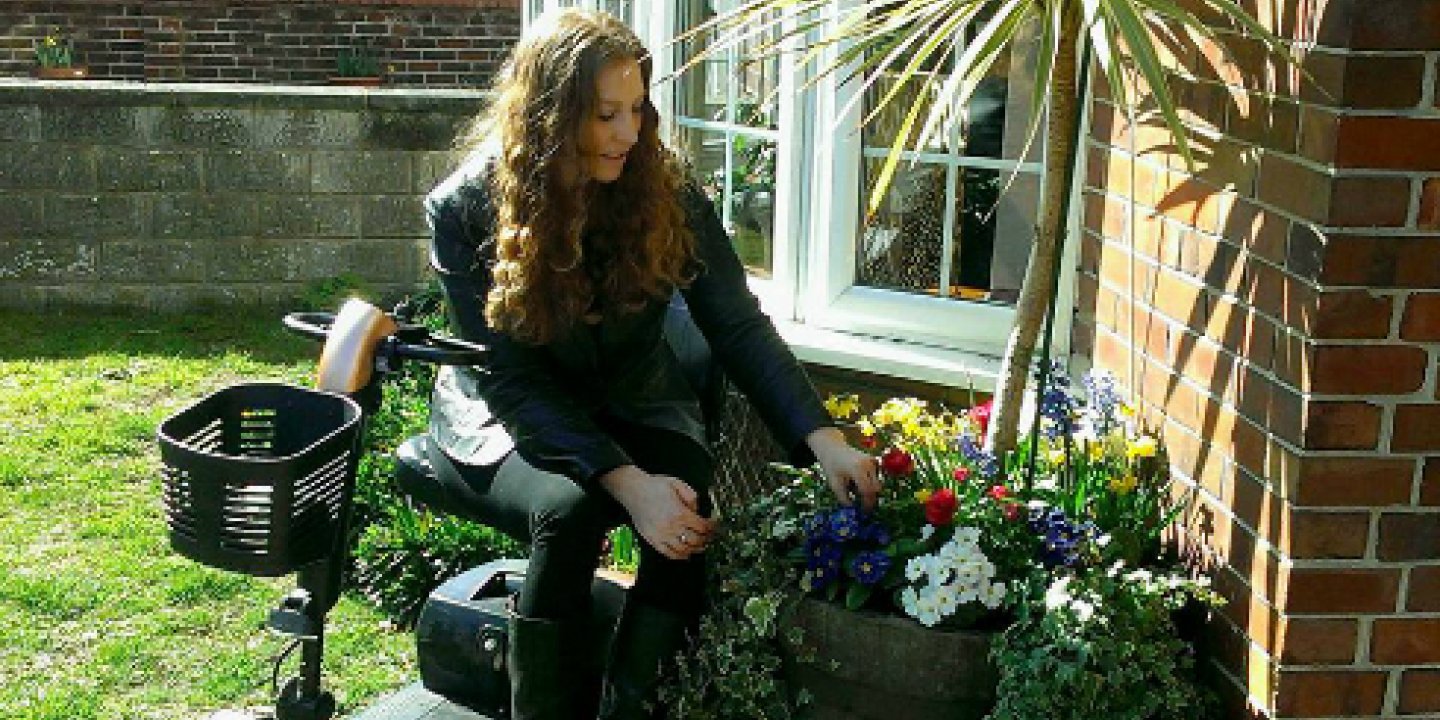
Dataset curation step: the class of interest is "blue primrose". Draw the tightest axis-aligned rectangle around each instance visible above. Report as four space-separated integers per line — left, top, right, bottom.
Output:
805 538 843 571
804 563 840 592
847 550 892 586
858 521 891 546
803 511 828 540
827 506 862 542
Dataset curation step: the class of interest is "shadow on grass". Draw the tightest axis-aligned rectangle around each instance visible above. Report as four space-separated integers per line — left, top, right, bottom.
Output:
0 308 317 365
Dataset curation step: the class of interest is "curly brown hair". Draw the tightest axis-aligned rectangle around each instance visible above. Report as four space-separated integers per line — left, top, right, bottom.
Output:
455 8 696 345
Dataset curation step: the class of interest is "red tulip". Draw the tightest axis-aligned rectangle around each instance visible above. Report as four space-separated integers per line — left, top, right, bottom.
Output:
924 488 959 526
859 435 878 449
987 484 1009 501
952 467 971 484
969 400 994 438
1002 503 1023 522
880 447 915 477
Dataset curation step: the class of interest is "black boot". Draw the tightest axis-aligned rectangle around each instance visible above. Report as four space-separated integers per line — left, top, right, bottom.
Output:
597 603 689 720
508 609 576 720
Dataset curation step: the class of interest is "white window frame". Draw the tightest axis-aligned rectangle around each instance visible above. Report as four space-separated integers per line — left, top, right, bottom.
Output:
525 1 1088 389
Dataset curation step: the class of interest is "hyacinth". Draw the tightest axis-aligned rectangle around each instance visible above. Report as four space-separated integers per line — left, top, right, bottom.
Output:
1082 368 1124 434
956 434 1001 478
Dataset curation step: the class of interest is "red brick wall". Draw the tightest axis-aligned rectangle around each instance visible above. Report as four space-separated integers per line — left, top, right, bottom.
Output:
1076 0 1440 717
0 0 520 87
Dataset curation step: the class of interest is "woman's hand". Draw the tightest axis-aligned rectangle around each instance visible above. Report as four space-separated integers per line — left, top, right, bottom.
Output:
599 465 716 560
807 426 881 512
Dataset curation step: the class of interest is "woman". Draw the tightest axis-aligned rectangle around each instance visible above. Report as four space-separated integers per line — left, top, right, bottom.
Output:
422 9 878 719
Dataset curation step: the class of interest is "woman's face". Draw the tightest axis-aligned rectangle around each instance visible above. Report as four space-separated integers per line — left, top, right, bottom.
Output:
577 57 646 184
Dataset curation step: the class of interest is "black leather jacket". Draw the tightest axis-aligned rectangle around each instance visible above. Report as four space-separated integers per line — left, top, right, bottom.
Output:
424 153 830 489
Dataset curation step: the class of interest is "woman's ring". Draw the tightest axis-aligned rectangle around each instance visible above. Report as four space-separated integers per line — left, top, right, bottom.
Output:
679 532 690 544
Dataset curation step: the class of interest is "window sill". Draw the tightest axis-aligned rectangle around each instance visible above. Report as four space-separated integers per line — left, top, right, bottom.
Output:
773 319 1002 393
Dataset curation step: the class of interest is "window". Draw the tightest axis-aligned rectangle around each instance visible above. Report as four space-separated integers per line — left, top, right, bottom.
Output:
523 2 1082 387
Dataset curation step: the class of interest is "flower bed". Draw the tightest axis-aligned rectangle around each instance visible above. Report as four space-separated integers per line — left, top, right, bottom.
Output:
664 365 1222 719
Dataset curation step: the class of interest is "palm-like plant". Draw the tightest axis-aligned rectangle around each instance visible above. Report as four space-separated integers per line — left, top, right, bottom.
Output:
678 0 1303 459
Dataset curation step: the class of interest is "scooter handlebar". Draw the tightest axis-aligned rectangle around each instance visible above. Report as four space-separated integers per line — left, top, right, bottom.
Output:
282 311 489 366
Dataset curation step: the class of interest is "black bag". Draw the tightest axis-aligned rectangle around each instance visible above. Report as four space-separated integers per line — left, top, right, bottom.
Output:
414 559 629 716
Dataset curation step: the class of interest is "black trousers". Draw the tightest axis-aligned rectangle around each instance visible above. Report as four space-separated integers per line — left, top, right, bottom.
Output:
424 415 714 622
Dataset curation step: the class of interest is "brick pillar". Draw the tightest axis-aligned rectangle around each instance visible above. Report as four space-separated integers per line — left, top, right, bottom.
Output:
1075 0 1440 717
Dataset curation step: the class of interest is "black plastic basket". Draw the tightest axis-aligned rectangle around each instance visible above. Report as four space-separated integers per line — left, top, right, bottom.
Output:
158 383 363 577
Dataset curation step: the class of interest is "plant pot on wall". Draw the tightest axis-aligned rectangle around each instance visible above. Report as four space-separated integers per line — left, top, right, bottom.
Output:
780 597 998 720
328 76 383 87
35 66 88 80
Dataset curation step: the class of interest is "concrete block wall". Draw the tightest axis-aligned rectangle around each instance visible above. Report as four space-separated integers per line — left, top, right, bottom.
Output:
0 80 486 310
1074 0 1440 717
0 0 520 88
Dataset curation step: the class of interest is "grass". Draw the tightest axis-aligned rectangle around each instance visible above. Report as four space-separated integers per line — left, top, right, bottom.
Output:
0 309 414 720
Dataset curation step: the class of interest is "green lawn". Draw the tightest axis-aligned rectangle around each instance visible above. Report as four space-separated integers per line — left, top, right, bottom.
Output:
0 310 413 720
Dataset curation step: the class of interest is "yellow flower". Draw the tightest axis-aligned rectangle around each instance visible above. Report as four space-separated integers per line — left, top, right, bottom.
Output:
1086 441 1104 462
915 489 933 504
1119 403 1137 418
1046 448 1067 466
857 419 875 437
824 393 859 420
874 397 924 428
1110 473 1138 494
1127 435 1158 459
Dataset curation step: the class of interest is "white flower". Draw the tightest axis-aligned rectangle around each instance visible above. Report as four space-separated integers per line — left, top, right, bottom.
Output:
1071 599 1095 623
979 582 1007 609
1125 569 1153 585
920 524 936 541
933 584 960 616
1044 577 1072 610
905 556 928 582
900 586 921 617
952 526 981 546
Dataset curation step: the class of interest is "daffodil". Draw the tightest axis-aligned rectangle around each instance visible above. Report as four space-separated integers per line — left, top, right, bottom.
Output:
1046 447 1067 466
914 488 933 504
824 393 859 420
1126 435 1158 459
1110 473 1138 494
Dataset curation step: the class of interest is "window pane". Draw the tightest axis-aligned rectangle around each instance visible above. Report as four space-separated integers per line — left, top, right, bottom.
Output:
856 158 1036 303
675 124 776 277
675 0 780 129
855 23 1040 305
860 33 1019 160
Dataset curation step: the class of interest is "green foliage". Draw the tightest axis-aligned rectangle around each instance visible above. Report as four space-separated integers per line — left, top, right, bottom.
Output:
658 476 811 720
336 46 383 77
300 272 374 311
988 568 1223 720
606 526 642 574
353 505 522 626
34 29 75 68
